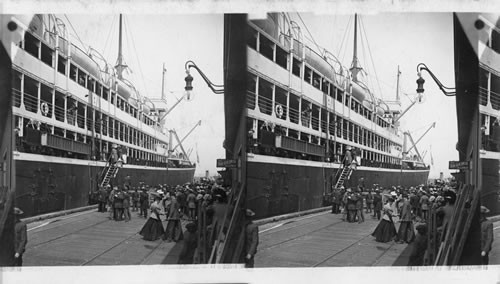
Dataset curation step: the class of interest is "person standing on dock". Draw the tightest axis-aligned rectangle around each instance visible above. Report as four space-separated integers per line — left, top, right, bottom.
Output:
373 190 383 220
396 194 415 244
372 197 397 243
97 186 107 213
139 195 165 241
480 206 493 265
245 209 259 268
164 195 183 242
13 207 27 266
139 188 149 218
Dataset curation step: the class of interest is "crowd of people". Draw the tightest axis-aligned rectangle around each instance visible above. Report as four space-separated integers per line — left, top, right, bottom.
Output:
92 178 232 264
330 182 494 265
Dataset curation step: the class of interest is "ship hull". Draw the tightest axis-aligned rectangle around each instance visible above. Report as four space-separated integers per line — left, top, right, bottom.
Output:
14 152 195 217
481 156 500 216
247 154 429 219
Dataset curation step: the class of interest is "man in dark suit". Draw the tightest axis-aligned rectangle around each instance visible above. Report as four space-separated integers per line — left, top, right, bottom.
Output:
245 209 259 268
480 206 494 265
373 190 383 220
14 207 27 266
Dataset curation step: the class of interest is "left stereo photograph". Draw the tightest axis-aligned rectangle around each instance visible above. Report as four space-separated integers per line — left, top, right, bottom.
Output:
0 14 248 266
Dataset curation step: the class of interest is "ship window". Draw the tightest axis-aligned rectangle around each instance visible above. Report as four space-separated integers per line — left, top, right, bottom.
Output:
491 73 500 110
304 66 312 84
492 28 500 54
288 129 298 139
23 75 38 113
300 132 309 142
77 102 85 128
311 104 320 131
54 90 65 122
114 120 119 138
40 42 54 67
24 32 40 59
292 57 301 77
86 106 93 131
40 84 53 118
58 55 67 75
247 73 257 110
289 93 300 124
328 113 335 135
275 45 288 70
103 87 109 101
259 35 274 61
87 77 95 93
54 126 64 138
96 82 102 97
70 64 77 81
321 108 327 133
344 95 350 107
322 79 329 94
12 70 22 108
330 85 336 97
95 111 101 134
110 92 115 105
257 78 273 115
109 117 114 138
301 100 311 128
336 89 343 103
337 117 342 137
247 27 258 50
312 72 321 89
275 86 287 120
67 130 75 141
78 69 86 87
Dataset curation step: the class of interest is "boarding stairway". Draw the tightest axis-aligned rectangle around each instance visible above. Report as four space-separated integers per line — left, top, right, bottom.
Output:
99 162 120 188
334 166 353 189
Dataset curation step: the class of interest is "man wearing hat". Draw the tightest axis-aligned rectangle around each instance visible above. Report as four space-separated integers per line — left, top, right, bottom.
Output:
480 206 493 265
14 207 27 266
245 209 259 268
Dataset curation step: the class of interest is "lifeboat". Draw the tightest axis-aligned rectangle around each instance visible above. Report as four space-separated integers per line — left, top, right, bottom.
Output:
350 81 367 102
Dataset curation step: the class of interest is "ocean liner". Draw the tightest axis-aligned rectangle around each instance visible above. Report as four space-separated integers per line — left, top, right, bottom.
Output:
246 13 430 218
453 13 500 216
4 14 195 217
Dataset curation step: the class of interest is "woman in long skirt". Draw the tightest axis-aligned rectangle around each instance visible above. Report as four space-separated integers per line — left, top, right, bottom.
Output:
139 195 165 241
372 197 397 243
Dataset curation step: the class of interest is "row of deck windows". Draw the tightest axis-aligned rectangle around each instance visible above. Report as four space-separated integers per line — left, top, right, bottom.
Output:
12 69 163 152
19 29 158 128
248 117 401 168
15 114 178 167
247 25 392 129
247 73 399 153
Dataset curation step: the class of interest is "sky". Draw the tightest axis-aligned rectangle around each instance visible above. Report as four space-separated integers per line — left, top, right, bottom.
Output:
289 12 457 179
62 14 225 177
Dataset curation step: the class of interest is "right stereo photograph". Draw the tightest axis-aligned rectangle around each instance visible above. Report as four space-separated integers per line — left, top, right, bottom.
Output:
242 12 499 267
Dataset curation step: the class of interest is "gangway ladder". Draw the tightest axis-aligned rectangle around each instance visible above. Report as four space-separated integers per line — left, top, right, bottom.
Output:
100 163 119 188
334 166 353 189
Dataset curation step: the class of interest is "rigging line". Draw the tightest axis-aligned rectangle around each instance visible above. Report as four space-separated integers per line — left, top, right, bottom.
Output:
296 13 324 57
102 14 117 61
125 16 149 98
360 17 384 103
64 15 88 53
336 15 349 61
340 15 353 65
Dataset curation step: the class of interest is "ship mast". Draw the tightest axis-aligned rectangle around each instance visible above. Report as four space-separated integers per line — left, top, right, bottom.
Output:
115 14 127 80
350 14 362 83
